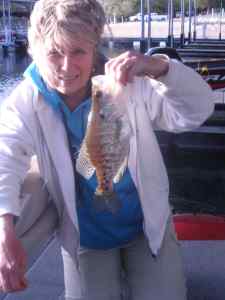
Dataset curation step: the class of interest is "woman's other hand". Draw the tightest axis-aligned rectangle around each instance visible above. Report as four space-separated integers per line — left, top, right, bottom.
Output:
105 51 169 85
0 214 28 293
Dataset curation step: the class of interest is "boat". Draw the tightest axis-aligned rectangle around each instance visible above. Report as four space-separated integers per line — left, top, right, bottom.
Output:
142 0 225 244
1 1 225 299
0 0 30 55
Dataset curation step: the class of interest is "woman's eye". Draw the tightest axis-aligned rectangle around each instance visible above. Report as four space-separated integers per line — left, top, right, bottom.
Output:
46 48 86 58
47 50 60 57
73 49 86 55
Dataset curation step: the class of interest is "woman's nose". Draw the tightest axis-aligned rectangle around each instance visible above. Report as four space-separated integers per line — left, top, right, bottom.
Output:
61 55 72 71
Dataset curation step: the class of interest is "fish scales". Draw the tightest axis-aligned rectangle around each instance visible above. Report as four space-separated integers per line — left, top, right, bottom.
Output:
76 75 131 212
86 87 122 192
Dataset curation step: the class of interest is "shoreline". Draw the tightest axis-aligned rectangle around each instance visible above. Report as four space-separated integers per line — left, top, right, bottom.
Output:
104 21 225 40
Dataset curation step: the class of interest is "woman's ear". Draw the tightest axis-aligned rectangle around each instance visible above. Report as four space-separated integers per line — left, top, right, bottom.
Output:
94 50 108 75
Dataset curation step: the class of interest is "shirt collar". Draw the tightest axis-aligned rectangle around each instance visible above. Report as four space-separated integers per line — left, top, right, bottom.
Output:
24 62 65 113
24 62 91 114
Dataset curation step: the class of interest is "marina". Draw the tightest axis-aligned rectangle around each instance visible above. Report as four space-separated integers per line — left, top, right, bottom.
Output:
2 1 225 300
1 0 225 53
0 50 30 101
0 0 36 54
1 54 225 300
1 51 225 299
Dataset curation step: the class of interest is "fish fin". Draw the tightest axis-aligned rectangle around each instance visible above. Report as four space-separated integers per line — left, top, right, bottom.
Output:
120 115 133 140
113 156 128 184
93 191 122 214
76 142 95 179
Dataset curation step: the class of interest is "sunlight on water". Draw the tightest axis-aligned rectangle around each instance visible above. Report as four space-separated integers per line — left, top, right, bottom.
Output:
0 47 122 104
0 74 23 101
0 48 125 106
0 52 31 103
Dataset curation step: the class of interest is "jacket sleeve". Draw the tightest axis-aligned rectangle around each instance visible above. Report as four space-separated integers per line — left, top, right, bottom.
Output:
133 59 215 132
0 80 35 216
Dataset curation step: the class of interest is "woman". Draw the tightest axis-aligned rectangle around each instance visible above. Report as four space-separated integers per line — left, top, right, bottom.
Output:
0 0 214 299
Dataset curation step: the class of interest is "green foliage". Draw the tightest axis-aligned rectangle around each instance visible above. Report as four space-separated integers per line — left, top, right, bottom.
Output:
98 0 139 17
98 0 225 17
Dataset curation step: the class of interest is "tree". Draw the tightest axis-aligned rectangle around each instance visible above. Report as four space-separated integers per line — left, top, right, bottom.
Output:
98 0 139 17
98 0 225 18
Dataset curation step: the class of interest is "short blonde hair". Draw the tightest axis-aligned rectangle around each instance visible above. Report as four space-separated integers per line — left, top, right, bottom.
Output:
28 0 106 62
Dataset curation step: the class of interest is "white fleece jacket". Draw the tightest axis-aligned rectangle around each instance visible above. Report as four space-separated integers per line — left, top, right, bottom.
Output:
0 59 214 255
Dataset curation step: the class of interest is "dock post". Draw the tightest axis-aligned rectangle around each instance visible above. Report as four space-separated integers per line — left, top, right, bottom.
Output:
193 0 197 41
188 0 193 43
167 0 174 48
219 0 223 40
147 0 152 51
2 45 9 56
140 40 146 54
180 0 185 48
140 0 145 53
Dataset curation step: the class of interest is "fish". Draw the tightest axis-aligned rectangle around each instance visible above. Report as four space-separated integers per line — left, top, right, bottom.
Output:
76 75 131 213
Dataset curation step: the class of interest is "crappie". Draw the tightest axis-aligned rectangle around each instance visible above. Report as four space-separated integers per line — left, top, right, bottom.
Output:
76 75 131 213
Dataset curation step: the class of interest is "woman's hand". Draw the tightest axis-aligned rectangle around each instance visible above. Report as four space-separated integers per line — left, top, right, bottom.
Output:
0 214 28 293
105 51 169 85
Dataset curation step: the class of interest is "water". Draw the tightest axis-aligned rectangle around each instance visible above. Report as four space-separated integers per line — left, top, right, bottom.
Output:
0 52 31 103
0 47 121 104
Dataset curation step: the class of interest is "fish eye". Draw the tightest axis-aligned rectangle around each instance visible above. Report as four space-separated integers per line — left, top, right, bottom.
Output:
99 110 105 119
95 90 102 98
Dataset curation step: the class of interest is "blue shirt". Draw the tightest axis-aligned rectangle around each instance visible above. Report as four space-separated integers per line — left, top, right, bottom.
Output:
24 63 144 250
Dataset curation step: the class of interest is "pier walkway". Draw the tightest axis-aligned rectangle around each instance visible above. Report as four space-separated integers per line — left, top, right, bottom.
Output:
0 235 225 299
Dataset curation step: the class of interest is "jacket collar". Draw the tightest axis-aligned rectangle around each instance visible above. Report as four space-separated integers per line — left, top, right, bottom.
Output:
35 93 78 227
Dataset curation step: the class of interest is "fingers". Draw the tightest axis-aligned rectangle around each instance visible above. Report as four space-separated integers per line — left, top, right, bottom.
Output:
105 52 170 84
0 262 27 293
0 226 28 293
0 275 27 293
0 250 27 293
105 51 139 85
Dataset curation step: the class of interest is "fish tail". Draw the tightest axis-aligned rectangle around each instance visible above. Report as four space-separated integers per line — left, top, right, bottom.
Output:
93 190 121 214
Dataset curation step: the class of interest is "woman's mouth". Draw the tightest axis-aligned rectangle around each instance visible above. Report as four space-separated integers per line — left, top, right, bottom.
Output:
58 74 79 81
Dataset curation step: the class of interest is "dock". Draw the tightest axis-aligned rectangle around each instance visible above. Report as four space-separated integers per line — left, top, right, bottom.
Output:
1 235 225 299
1 2 225 299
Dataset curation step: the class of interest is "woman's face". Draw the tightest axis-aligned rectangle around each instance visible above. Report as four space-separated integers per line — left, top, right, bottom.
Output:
42 37 95 101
